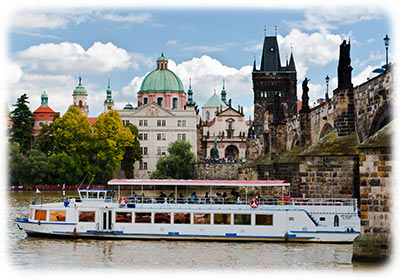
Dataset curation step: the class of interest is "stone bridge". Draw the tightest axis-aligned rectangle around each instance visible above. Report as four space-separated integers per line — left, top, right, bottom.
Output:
285 66 392 150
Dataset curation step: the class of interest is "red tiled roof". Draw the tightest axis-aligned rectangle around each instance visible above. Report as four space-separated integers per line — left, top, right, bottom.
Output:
88 117 97 124
33 106 56 114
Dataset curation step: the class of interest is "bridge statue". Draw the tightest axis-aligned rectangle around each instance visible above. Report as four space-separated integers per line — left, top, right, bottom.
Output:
211 139 219 159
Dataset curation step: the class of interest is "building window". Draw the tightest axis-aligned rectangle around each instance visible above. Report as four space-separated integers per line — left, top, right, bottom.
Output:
139 133 148 141
157 120 166 127
206 111 210 121
157 97 163 106
157 147 167 155
143 97 148 105
139 162 148 170
122 120 130 127
157 133 166 141
140 147 148 155
177 133 186 141
172 98 178 109
177 120 186 127
139 120 148 127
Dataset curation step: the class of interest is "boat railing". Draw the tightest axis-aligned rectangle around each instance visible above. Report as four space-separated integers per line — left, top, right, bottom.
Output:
124 196 357 207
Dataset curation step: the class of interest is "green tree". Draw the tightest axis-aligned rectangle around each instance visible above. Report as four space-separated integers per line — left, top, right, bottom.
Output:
34 122 55 155
151 140 195 179
19 150 52 186
10 94 34 154
8 142 24 186
121 122 142 178
48 152 83 185
92 110 135 184
51 106 93 181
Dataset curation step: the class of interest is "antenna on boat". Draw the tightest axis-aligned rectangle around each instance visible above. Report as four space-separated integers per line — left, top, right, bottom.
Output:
87 174 95 189
78 174 88 190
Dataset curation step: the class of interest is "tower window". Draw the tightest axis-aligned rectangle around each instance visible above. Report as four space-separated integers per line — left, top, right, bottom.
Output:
79 100 82 107
206 111 210 121
143 97 148 105
172 98 178 109
157 97 163 106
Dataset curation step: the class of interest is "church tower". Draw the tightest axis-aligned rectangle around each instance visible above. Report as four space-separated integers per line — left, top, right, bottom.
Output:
252 28 297 153
104 75 114 112
72 77 88 116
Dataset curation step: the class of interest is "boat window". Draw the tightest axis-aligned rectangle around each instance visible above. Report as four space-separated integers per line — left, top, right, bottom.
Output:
135 212 152 223
50 210 66 222
34 210 47 221
288 217 295 221
116 212 132 223
319 217 326 221
154 213 171 224
80 191 87 199
79 211 95 222
29 208 34 220
174 213 191 224
99 192 106 200
88 191 98 199
256 214 273 226
194 213 210 224
214 214 231 225
234 214 251 225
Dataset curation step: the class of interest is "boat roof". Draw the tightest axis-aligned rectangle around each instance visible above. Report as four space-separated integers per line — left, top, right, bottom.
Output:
107 179 290 187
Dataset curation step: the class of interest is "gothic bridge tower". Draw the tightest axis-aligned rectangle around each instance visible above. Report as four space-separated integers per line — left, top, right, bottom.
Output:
252 29 297 153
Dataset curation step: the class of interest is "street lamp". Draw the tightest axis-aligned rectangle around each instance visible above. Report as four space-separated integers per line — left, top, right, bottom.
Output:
325 75 330 101
384 34 390 70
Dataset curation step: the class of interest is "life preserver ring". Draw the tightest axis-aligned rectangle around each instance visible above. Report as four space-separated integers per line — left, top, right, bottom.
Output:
249 198 259 208
119 197 128 207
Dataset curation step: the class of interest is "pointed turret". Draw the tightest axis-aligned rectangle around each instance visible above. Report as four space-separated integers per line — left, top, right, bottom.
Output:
104 75 114 112
260 35 281 72
253 56 257 71
41 91 48 106
186 78 196 107
288 51 296 71
221 79 227 105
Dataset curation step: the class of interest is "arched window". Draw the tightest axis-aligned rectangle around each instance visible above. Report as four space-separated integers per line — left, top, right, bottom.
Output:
206 111 210 121
157 97 163 106
79 100 83 107
143 97 148 105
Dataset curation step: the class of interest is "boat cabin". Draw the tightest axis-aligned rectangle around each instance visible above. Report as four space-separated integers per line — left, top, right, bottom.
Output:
78 189 114 201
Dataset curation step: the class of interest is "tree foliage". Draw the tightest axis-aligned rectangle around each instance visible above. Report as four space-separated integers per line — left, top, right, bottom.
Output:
151 140 195 179
10 94 34 154
121 122 142 179
92 110 135 183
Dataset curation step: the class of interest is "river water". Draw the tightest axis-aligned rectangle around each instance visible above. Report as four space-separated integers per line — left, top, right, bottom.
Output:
6 190 377 274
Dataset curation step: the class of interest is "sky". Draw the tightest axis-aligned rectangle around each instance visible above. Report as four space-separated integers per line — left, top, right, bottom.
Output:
5 3 393 120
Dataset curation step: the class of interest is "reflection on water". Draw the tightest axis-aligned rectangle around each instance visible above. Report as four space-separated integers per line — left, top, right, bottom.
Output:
7 190 365 271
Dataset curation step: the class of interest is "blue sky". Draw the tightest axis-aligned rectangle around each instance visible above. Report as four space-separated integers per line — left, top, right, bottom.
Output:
6 4 392 119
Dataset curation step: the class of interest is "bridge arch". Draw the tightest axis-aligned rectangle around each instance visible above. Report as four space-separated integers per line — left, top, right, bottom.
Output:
368 102 391 137
319 123 333 139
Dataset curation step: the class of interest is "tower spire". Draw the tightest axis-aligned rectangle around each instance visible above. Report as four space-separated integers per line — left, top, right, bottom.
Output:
186 77 196 107
104 74 114 112
221 78 227 105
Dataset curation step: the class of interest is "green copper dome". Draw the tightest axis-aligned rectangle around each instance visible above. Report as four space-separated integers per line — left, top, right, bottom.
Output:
139 54 184 93
124 103 134 109
203 90 228 108
73 77 88 95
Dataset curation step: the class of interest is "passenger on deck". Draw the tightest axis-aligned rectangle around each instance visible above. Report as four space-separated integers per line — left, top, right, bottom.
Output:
204 192 210 204
189 192 197 203
168 192 174 203
178 193 184 203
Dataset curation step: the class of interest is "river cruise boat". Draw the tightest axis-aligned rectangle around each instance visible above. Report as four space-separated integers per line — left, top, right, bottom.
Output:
15 179 360 243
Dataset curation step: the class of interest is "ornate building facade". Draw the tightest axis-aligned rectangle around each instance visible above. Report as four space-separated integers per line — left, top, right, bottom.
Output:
32 91 59 140
118 54 198 178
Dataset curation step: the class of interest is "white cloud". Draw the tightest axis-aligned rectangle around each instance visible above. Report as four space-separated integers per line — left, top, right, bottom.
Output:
16 41 131 75
102 13 152 23
10 11 69 30
277 29 342 80
6 61 23 85
289 7 383 33
166 40 178 46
